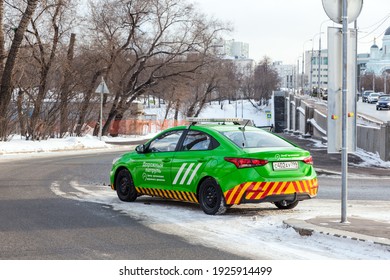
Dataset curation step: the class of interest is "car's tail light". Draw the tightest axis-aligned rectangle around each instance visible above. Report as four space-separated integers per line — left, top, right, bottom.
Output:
303 156 313 165
224 157 268 168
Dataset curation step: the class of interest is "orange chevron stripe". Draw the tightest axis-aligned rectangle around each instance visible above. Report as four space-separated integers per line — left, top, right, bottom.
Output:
297 182 303 192
236 182 253 203
254 182 269 199
135 186 199 203
224 178 318 205
245 182 262 200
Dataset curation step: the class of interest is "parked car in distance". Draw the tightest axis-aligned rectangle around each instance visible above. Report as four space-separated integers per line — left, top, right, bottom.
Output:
362 90 374 102
367 92 380 104
376 95 390 110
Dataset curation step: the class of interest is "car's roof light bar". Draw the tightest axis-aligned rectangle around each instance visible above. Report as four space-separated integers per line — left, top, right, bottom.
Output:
186 117 255 127
186 117 244 124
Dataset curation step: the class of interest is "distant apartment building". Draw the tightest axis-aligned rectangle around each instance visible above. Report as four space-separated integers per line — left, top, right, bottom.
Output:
216 39 254 77
304 49 329 91
301 25 390 93
223 39 250 59
272 61 296 90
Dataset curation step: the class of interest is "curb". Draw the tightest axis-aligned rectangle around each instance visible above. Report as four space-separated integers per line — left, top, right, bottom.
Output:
283 218 390 248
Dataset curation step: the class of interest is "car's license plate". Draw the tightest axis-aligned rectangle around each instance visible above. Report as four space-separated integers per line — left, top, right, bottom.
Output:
273 161 299 170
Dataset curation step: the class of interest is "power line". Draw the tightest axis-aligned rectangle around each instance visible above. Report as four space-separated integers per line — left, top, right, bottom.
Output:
359 13 390 41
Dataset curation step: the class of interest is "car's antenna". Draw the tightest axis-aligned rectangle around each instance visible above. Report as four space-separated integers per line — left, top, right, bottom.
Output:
239 119 251 131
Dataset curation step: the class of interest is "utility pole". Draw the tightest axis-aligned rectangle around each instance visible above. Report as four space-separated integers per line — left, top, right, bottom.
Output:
322 0 363 223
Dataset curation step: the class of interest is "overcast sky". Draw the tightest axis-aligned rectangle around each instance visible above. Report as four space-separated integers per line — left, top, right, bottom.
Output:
193 0 390 64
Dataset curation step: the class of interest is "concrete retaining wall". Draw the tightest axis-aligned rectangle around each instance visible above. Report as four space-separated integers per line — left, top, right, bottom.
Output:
283 93 390 161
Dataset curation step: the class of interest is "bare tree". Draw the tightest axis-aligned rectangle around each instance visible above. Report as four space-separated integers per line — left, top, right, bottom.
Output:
0 0 232 139
59 32 76 137
0 0 39 140
22 0 77 139
253 56 280 103
84 0 229 136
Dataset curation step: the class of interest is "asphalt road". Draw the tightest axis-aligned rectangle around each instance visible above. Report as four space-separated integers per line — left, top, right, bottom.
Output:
357 98 390 122
0 150 244 260
1 140 389 260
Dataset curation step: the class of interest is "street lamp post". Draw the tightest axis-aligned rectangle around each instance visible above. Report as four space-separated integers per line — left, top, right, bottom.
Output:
296 56 301 94
302 39 312 94
318 20 331 99
310 33 323 97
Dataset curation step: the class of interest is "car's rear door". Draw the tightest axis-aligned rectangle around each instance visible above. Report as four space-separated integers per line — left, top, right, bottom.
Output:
170 129 217 193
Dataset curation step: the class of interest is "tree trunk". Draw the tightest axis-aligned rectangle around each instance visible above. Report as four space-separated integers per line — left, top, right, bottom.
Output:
174 100 180 121
75 70 103 136
60 33 76 137
0 0 5 78
163 100 172 120
16 89 26 137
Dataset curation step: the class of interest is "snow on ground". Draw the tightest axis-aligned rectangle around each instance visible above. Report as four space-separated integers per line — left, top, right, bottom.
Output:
50 180 390 260
0 134 152 160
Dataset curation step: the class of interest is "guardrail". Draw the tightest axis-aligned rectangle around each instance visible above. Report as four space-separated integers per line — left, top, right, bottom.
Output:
284 92 390 162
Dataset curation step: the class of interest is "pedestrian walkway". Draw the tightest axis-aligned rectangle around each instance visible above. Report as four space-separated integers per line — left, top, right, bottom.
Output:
280 132 390 248
284 216 390 248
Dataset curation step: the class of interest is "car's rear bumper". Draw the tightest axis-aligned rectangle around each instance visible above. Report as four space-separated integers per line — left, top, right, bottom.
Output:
223 178 318 205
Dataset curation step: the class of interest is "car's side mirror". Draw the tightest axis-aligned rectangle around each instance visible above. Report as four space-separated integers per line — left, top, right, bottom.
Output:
135 144 146 153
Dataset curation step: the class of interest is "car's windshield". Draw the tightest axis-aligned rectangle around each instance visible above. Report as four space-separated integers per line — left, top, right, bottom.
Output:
221 130 294 148
379 96 390 101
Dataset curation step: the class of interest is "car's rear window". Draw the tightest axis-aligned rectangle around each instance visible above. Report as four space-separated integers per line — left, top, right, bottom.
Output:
221 130 294 148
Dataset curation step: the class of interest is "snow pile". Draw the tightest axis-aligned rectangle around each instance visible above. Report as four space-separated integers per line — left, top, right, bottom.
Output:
0 134 108 155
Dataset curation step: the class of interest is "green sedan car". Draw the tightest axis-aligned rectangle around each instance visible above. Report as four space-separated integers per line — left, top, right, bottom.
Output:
110 118 318 215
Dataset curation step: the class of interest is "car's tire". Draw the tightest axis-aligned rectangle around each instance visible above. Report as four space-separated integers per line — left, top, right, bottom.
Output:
198 178 227 215
115 169 137 202
275 200 299 210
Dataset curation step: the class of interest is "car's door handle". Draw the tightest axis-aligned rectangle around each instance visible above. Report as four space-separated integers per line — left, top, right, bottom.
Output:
162 158 171 163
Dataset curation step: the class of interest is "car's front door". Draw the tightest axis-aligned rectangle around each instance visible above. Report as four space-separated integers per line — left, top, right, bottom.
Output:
134 129 184 190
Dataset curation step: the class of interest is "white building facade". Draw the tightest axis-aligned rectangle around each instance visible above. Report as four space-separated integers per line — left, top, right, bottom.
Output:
365 26 390 75
223 39 250 59
304 49 329 91
273 61 296 90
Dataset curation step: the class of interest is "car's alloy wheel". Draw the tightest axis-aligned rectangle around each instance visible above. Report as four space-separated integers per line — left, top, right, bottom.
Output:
116 169 137 202
199 178 227 215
